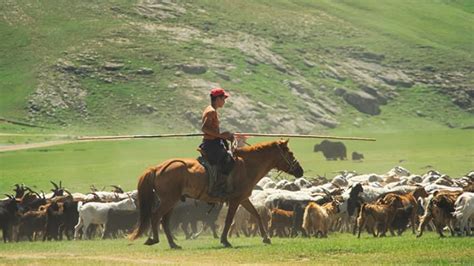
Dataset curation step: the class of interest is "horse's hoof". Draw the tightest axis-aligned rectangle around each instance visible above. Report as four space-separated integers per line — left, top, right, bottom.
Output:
170 244 182 249
144 238 159 246
263 238 271 245
221 241 232 248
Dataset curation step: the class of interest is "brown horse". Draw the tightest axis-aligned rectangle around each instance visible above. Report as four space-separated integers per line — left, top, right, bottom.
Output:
129 139 303 248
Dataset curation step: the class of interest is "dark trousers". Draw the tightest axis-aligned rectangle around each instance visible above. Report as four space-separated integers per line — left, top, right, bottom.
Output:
199 139 234 175
199 139 227 165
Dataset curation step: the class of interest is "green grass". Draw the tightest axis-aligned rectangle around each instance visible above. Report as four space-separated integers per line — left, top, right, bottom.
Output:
0 233 472 265
1 129 473 194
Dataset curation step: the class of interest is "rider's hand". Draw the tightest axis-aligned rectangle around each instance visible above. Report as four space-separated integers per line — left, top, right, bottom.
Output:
221 132 234 141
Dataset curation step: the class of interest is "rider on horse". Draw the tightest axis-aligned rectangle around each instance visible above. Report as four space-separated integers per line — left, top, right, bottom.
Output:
199 88 235 198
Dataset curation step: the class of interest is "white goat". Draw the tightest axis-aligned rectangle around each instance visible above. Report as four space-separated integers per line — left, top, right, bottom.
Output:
452 192 474 236
74 197 136 240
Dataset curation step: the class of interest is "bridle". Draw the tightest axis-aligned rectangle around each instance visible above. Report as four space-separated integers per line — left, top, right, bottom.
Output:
276 144 299 175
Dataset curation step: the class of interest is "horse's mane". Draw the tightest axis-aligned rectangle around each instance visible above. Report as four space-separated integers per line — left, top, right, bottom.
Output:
234 140 279 155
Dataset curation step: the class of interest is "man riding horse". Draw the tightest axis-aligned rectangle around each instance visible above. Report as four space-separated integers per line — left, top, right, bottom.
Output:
129 88 304 249
199 88 235 198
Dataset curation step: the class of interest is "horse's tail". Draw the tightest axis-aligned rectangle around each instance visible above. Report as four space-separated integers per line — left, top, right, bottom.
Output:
129 160 188 241
129 167 157 240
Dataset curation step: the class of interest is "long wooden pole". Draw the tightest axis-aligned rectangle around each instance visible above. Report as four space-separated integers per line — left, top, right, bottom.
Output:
77 132 375 141
236 133 375 141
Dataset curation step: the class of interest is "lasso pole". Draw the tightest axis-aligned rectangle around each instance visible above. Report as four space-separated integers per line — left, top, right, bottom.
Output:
77 133 375 141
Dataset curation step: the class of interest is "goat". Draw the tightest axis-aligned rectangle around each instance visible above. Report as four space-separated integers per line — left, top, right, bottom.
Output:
377 186 429 234
229 206 251 237
417 191 462 238
302 201 339 238
357 196 403 238
74 197 136 240
0 195 19 242
269 208 294 237
43 202 64 241
17 205 49 241
103 209 138 239
452 192 474 236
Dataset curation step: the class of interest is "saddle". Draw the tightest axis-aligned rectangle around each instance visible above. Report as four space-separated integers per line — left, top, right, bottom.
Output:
197 148 235 198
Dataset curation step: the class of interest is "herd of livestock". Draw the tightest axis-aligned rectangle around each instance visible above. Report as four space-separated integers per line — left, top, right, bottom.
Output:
1 166 473 243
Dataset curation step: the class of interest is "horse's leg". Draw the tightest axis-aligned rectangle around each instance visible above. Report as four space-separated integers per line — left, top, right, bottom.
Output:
220 201 239 248
146 200 176 246
241 199 271 244
229 222 236 237
162 211 181 249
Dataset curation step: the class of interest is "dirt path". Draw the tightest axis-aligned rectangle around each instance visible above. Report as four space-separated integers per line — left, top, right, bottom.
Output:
0 134 132 152
0 140 79 152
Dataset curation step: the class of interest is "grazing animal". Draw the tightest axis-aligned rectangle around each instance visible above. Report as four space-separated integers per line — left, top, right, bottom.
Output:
0 195 19 242
417 191 462 238
452 192 474 236
129 139 303 248
74 197 136 240
352 152 364 161
390 205 415 236
61 199 79 240
378 186 429 234
357 196 403 238
314 140 347 160
229 206 252 237
43 202 64 241
17 206 48 241
269 208 294 237
302 201 339 238
103 209 138 239
170 199 223 239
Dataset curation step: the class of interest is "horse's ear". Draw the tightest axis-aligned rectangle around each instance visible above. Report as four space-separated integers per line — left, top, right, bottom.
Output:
281 139 289 145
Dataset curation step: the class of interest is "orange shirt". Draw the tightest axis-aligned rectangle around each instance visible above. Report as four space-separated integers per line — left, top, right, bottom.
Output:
202 105 219 140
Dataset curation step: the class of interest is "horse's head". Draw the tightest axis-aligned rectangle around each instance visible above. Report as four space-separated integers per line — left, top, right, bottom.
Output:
275 139 304 178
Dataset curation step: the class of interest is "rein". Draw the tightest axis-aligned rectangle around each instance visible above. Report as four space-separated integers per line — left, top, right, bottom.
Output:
276 144 299 176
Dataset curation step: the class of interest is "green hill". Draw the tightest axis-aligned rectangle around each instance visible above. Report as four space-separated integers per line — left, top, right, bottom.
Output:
1 0 473 134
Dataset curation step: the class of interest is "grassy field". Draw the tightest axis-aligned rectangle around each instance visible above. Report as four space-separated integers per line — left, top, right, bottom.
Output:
1 2 473 264
1 1 472 131
1 128 473 194
0 233 472 265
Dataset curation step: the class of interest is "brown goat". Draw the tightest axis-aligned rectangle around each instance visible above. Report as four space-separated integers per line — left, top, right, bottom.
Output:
302 201 339 238
379 187 429 235
17 205 48 241
357 196 403 238
417 191 462 238
269 208 294 237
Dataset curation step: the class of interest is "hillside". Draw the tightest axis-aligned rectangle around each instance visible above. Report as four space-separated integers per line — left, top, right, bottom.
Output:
1 0 473 134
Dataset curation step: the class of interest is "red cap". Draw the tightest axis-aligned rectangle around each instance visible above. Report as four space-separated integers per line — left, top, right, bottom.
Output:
210 88 229 98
